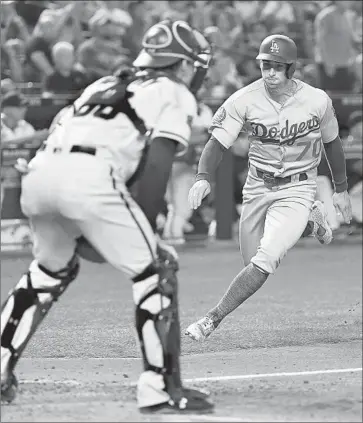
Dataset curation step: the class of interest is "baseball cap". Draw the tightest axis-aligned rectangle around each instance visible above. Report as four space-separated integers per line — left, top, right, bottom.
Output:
1 91 28 108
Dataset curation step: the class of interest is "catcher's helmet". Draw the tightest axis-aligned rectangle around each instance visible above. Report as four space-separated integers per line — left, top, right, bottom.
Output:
256 34 297 78
133 19 211 69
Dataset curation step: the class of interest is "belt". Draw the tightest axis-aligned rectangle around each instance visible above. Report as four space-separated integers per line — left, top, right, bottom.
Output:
255 168 308 186
70 145 96 155
48 145 97 155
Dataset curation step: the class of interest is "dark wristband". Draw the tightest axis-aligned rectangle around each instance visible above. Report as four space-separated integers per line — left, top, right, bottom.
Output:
195 172 211 184
334 179 348 193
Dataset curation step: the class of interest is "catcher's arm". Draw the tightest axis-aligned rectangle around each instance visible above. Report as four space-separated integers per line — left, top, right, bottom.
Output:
133 136 178 231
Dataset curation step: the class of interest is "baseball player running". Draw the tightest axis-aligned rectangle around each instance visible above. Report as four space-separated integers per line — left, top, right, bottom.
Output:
185 34 352 342
1 19 214 413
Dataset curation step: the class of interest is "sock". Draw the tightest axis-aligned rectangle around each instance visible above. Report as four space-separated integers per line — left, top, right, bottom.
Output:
206 263 268 327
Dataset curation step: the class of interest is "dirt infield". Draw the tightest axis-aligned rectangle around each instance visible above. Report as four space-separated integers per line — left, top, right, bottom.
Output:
1 239 362 422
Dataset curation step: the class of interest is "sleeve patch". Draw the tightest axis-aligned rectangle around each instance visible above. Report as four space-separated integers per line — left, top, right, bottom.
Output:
212 106 227 127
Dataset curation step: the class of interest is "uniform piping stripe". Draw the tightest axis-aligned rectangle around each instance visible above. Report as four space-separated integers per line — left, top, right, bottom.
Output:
119 190 155 262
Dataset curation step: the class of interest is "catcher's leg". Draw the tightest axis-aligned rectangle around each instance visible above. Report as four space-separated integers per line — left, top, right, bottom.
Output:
1 209 80 403
78 188 212 411
133 243 183 408
1 255 79 403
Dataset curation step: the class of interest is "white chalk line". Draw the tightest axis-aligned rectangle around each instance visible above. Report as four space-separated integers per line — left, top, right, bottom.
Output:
20 367 362 387
184 367 362 383
165 416 244 422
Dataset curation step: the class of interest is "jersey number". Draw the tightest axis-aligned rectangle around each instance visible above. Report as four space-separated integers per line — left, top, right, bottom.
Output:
74 104 120 120
295 138 322 161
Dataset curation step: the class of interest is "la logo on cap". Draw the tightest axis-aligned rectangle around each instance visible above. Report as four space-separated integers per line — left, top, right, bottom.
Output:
270 41 279 53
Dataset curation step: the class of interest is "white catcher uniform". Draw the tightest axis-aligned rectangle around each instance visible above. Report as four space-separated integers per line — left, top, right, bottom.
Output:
21 75 197 274
211 78 339 273
1 17 216 412
12 74 197 407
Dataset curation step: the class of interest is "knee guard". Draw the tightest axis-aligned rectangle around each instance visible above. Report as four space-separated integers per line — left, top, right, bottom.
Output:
1 254 79 377
133 246 182 402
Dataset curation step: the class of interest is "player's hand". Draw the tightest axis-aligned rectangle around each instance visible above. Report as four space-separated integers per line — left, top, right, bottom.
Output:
333 191 352 224
188 180 211 210
14 158 30 174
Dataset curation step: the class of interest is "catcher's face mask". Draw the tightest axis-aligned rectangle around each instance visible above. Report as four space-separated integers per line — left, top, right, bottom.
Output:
134 20 213 95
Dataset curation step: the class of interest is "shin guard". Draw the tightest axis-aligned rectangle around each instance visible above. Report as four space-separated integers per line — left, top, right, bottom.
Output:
133 246 182 407
1 255 79 378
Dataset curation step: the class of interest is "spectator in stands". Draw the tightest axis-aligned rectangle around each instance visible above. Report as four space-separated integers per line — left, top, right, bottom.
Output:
77 8 133 82
43 42 90 97
260 0 297 27
206 49 244 99
202 1 240 52
1 0 29 82
301 63 320 88
234 0 265 22
0 78 17 95
1 38 25 82
1 0 30 42
164 0 194 22
123 1 151 60
244 21 269 56
1 91 35 143
24 2 84 83
65 1 106 34
236 50 261 86
314 1 358 92
24 12 57 83
203 25 244 99
13 0 51 31
298 2 319 61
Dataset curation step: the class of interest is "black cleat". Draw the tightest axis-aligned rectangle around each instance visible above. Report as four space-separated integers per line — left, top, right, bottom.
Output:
1 372 18 404
183 386 210 399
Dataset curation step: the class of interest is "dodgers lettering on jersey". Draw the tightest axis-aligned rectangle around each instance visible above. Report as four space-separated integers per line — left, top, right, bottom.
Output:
45 75 197 183
209 79 339 177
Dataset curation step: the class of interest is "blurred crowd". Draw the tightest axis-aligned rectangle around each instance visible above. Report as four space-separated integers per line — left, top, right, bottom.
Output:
1 0 362 246
1 0 362 97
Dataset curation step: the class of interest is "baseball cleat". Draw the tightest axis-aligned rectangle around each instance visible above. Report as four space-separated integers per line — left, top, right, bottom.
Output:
139 390 214 414
185 316 216 342
308 200 333 244
183 387 210 399
1 372 18 404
